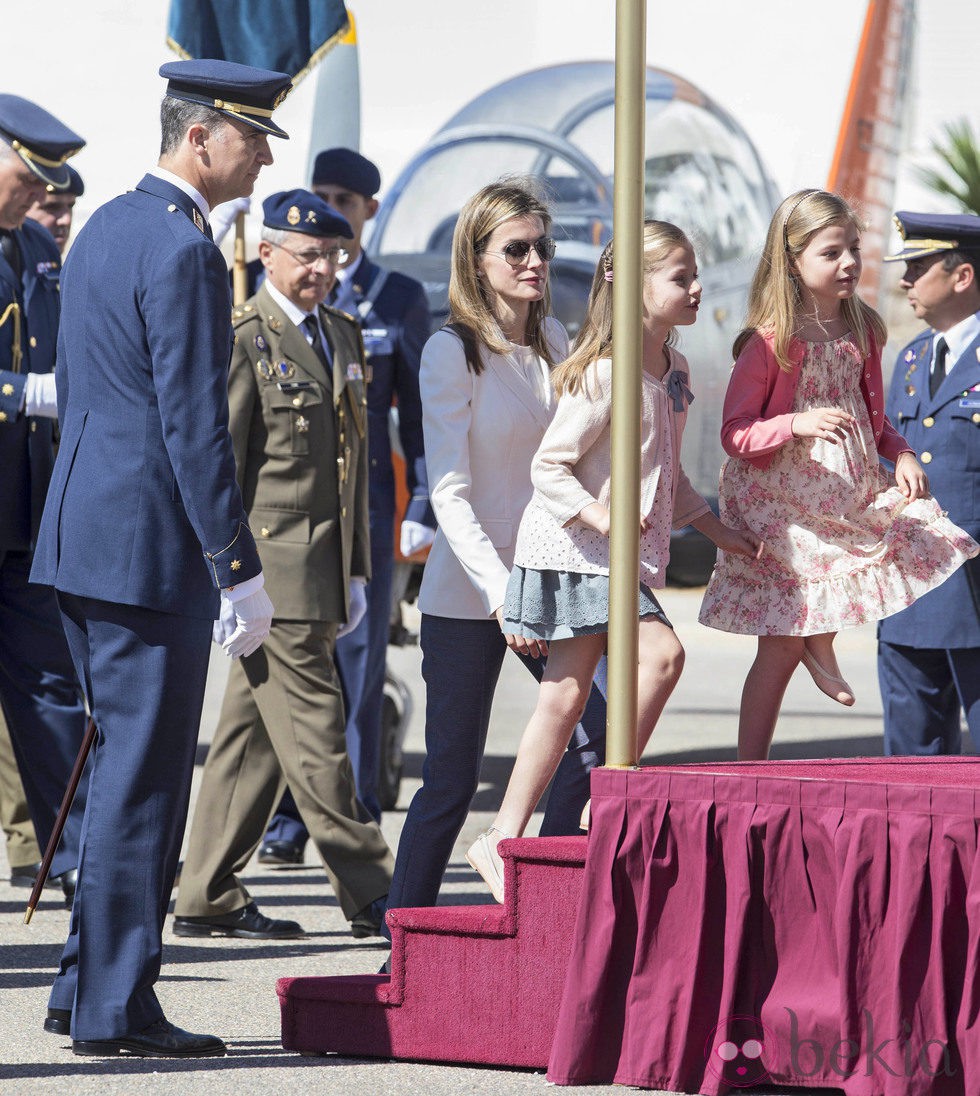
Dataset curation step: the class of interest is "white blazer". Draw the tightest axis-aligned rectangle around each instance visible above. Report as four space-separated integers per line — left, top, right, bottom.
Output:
418 317 569 620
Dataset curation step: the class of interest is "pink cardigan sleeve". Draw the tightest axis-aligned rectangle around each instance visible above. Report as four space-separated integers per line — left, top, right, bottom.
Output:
720 336 797 463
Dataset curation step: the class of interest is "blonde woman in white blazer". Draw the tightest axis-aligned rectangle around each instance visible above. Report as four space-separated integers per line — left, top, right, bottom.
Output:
383 180 607 928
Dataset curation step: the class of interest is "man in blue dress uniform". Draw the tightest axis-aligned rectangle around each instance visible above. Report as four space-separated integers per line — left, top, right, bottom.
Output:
30 59 289 1058
27 163 84 254
878 212 980 755
0 96 88 902
260 148 434 861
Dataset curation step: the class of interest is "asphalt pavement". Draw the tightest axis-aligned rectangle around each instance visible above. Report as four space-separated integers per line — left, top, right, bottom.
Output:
2 588 957 1096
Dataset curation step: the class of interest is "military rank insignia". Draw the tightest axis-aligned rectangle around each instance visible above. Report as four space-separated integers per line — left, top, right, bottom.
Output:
254 334 268 352
276 360 296 380
256 358 275 381
192 208 206 234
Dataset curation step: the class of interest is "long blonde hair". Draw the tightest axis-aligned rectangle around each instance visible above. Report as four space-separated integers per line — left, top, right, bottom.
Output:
734 189 886 370
552 220 692 397
446 178 555 374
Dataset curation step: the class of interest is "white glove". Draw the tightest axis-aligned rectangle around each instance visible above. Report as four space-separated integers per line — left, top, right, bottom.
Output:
209 196 251 247
337 578 367 639
400 520 436 558
222 586 274 659
23 372 59 418
212 593 239 646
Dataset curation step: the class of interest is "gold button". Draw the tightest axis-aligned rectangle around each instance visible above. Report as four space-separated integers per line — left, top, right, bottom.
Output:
29 336 37 348
973 413 980 425
260 527 270 538
0 411 7 422
1 383 13 396
230 559 242 571
30 421 36 432
921 451 932 464
292 396 303 407
923 416 934 427
342 506 347 517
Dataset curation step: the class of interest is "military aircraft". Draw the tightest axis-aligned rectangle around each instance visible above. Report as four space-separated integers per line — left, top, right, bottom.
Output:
370 60 780 584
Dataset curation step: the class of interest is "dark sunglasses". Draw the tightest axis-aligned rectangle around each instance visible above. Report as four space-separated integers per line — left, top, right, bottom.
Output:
483 236 557 266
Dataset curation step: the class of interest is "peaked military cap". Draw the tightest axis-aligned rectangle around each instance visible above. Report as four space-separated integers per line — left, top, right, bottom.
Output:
262 189 352 238
159 59 292 139
884 211 980 263
311 147 381 197
0 94 84 189
46 164 83 198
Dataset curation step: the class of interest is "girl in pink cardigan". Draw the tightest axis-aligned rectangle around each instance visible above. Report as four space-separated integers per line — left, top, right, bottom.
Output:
699 190 978 759
466 222 761 901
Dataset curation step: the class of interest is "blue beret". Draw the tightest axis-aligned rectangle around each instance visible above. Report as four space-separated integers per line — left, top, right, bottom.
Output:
262 189 352 239
311 147 381 196
159 59 292 139
0 94 84 189
885 211 980 262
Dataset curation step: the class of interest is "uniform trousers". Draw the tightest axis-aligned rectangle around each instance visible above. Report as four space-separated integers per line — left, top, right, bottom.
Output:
878 640 980 755
49 593 210 1040
175 619 393 923
385 613 606 932
0 549 87 878
0 708 41 869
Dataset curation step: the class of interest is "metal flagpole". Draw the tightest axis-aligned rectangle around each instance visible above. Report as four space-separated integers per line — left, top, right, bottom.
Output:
605 0 647 769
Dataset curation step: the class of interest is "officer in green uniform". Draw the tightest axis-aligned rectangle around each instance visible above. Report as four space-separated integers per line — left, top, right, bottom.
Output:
173 189 393 940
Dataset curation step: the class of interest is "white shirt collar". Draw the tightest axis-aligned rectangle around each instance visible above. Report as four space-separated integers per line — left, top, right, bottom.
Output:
264 278 317 330
333 250 363 286
149 167 211 222
935 310 980 365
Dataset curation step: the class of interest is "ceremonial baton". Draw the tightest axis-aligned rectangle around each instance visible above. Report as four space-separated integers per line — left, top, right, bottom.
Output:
24 715 96 924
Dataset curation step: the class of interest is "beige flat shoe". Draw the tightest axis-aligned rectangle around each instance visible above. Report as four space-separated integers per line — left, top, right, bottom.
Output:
465 827 510 903
801 649 855 707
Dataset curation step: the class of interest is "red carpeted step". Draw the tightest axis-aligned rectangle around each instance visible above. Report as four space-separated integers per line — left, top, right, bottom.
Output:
277 835 587 1067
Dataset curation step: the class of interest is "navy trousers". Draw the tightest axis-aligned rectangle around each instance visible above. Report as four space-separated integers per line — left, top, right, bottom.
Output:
385 613 606 929
0 550 87 877
878 639 980 755
49 593 210 1040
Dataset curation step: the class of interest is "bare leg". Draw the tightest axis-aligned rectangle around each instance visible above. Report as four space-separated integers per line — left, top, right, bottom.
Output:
635 619 685 758
802 632 855 705
466 633 605 902
493 633 606 840
738 635 805 760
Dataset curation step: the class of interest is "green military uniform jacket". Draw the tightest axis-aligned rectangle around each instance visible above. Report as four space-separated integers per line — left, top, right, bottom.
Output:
229 282 370 622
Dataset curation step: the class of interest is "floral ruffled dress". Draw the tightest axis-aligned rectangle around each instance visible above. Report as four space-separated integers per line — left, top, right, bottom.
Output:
699 335 979 636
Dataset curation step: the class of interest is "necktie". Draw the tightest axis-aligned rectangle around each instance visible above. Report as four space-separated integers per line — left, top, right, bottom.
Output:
302 314 331 372
0 229 23 280
930 337 948 398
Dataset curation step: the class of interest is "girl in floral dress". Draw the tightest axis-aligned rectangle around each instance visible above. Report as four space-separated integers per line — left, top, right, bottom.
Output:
699 190 979 759
466 222 762 901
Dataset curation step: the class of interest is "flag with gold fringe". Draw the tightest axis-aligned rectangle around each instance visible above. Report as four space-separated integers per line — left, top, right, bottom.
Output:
167 0 350 84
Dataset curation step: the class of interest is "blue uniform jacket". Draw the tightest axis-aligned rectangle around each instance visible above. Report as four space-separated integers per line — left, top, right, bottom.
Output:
351 255 434 528
0 220 62 551
879 326 980 647
31 174 260 620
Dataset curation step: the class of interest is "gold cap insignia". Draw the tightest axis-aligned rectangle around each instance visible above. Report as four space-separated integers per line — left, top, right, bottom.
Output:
287 205 301 226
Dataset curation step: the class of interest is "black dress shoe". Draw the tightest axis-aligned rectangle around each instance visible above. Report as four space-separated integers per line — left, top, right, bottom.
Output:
9 861 41 888
173 900 304 939
350 895 387 939
44 1007 72 1035
257 839 305 866
72 1017 226 1058
53 867 77 909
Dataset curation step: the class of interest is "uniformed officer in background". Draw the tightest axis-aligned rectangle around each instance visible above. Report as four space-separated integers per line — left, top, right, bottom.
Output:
878 212 980 755
0 96 87 903
31 59 286 1058
260 148 434 862
173 189 393 942
1 162 88 893
27 163 84 253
